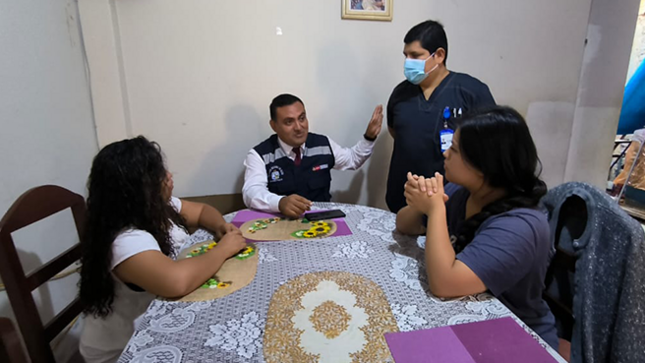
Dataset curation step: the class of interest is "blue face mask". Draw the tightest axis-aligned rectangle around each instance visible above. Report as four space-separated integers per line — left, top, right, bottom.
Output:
404 54 437 85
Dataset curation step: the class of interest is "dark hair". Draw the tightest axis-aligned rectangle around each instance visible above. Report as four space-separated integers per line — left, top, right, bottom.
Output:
454 106 547 252
270 93 304 121
404 20 448 65
79 136 186 317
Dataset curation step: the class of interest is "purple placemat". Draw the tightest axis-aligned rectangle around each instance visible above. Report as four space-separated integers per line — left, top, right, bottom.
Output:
231 209 353 242
384 317 558 363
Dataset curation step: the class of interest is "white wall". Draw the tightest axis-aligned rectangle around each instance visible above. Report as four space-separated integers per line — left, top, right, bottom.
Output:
564 0 642 186
81 0 639 208
0 0 98 353
625 0 645 83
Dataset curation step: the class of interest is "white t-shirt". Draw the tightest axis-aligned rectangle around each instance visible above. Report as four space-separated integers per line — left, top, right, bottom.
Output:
79 197 190 363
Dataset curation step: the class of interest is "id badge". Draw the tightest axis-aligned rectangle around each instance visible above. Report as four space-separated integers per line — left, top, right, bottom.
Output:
440 128 454 153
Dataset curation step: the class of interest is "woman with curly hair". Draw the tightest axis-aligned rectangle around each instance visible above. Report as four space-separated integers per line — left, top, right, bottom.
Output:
395 106 558 350
78 136 246 362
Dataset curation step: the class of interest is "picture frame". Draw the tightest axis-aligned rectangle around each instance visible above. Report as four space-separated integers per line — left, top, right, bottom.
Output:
341 0 393 22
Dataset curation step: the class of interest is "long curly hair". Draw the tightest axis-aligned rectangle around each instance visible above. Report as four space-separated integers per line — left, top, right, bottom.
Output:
79 136 186 317
453 106 547 252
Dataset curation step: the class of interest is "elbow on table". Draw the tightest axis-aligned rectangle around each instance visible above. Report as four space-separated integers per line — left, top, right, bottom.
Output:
395 214 424 235
428 285 454 299
427 276 462 299
395 224 415 235
158 271 200 299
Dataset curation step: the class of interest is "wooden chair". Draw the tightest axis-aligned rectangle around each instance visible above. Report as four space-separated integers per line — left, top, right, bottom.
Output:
0 185 85 363
0 317 28 363
543 195 588 361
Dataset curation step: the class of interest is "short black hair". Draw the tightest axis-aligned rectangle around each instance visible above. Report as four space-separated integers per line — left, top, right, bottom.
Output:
270 94 304 121
404 20 448 65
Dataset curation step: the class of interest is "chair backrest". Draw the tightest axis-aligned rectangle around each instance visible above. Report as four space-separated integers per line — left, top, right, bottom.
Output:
0 317 28 363
0 185 85 363
543 194 588 341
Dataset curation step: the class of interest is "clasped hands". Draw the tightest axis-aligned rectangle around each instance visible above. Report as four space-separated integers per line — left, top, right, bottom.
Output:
404 172 449 214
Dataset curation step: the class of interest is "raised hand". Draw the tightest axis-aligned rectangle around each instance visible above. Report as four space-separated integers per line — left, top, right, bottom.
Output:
364 105 384 140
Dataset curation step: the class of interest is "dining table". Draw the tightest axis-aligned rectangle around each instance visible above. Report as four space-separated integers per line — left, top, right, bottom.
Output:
118 202 565 363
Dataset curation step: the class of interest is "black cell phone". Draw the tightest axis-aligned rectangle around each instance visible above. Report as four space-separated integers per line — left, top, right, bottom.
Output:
304 209 346 221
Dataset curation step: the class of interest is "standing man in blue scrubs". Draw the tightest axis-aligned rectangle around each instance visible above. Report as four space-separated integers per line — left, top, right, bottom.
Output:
386 20 496 212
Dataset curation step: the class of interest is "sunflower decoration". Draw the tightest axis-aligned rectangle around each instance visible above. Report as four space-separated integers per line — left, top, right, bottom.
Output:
202 278 220 289
187 241 218 258
235 245 256 260
188 247 203 257
248 219 271 233
291 230 307 238
303 230 318 238
311 225 331 234
217 282 231 289
308 221 331 236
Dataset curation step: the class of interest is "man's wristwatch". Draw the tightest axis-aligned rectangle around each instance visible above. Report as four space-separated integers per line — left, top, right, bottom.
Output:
363 133 377 142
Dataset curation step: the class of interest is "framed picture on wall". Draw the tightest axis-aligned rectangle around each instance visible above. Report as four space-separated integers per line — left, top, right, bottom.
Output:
341 0 393 21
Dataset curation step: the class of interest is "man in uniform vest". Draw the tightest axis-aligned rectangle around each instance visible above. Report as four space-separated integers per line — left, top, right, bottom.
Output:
243 93 383 218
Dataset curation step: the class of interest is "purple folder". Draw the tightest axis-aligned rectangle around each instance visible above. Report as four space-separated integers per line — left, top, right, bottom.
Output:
231 209 353 242
385 317 558 363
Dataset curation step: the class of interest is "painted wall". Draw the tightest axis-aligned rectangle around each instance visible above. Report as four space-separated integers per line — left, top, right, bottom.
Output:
0 0 98 357
625 0 645 83
81 0 640 207
564 0 642 186
79 0 592 209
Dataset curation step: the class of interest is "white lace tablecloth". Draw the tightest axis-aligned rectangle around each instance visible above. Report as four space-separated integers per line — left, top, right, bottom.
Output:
119 202 565 363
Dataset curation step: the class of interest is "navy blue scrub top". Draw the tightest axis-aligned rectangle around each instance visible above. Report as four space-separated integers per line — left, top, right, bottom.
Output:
385 72 495 212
